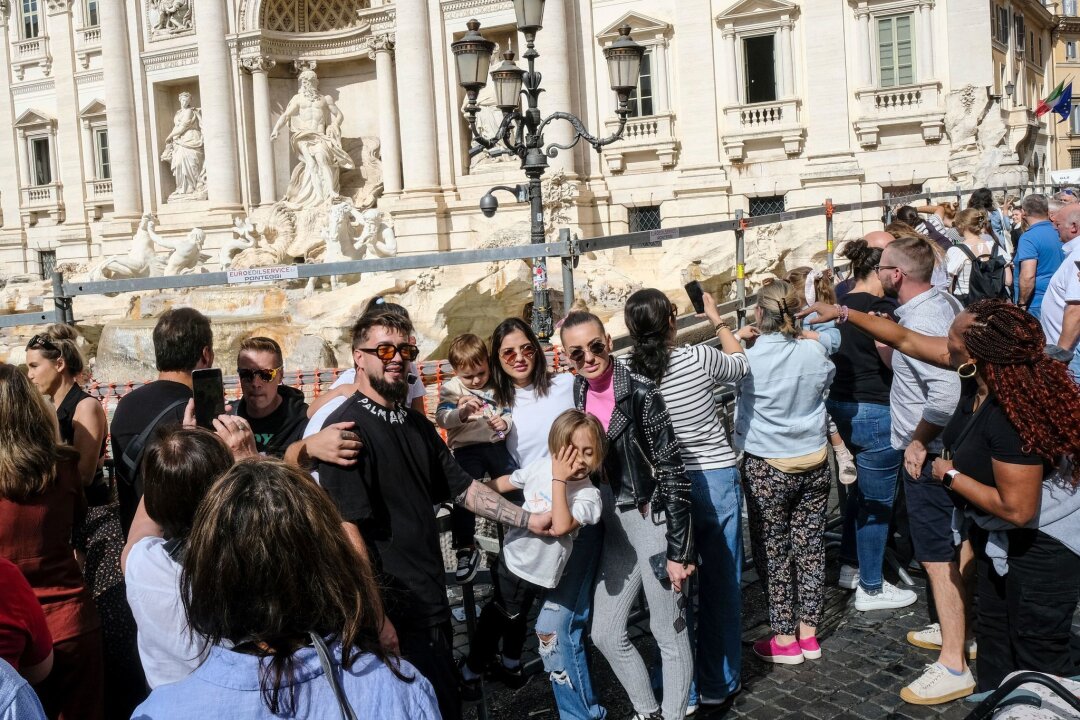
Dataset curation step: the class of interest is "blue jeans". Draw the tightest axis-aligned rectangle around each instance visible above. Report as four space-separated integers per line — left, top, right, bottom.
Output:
534 522 605 720
689 466 743 701
1070 345 1080 383
827 400 901 592
1029 305 1042 321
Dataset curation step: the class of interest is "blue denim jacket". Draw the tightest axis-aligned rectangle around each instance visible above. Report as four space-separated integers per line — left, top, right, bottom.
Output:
734 334 836 458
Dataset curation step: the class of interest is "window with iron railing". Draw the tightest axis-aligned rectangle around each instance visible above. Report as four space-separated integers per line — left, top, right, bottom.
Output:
38 250 55 281
749 195 786 217
628 205 662 232
1070 149 1080 168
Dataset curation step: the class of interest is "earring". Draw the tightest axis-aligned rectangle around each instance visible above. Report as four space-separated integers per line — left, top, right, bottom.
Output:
957 361 978 379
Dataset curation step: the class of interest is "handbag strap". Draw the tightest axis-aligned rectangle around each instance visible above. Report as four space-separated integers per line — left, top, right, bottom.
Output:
309 633 358 720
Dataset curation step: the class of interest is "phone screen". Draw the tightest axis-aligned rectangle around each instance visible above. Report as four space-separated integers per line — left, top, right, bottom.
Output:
684 281 705 314
191 368 225 430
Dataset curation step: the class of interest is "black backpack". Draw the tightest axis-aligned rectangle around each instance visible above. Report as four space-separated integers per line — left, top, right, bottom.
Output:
953 242 1010 306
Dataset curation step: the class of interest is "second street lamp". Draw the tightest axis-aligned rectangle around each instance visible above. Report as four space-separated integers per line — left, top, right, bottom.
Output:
451 18 644 341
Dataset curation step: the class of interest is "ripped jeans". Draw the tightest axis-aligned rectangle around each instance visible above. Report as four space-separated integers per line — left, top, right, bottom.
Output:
533 522 606 720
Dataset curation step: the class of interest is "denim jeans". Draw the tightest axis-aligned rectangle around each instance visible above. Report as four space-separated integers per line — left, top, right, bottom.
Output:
1070 345 1080 384
688 466 743 701
827 400 902 592
534 522 606 720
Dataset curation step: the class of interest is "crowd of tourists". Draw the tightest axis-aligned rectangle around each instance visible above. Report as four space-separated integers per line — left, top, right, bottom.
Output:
1 188 1079 720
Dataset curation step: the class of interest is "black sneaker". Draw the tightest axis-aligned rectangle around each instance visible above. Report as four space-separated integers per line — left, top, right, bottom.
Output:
458 660 483 703
455 547 481 584
492 657 527 690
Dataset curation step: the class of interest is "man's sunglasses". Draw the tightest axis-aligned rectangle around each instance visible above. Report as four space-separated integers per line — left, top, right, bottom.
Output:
26 335 59 352
499 344 536 364
237 367 283 383
357 343 420 363
567 339 608 364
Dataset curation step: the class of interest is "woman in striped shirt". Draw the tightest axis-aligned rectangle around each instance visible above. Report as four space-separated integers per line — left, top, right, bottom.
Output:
624 288 751 709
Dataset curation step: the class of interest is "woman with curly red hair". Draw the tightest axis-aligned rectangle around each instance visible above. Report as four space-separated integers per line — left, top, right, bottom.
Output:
804 298 1080 692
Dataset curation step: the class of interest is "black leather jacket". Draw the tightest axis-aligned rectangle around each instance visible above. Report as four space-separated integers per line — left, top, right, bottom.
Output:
574 362 694 564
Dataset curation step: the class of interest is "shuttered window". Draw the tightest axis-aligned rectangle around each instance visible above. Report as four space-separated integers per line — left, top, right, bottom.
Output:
877 14 914 88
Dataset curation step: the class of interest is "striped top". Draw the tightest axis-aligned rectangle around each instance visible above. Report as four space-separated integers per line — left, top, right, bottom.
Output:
649 345 750 470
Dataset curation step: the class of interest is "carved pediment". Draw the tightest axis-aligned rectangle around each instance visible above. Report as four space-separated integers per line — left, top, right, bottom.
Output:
597 11 672 42
79 99 106 118
14 108 56 128
716 0 799 24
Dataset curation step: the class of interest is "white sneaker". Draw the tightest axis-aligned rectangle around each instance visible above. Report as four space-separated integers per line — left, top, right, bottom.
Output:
899 662 975 705
838 564 860 590
906 623 978 659
854 580 917 611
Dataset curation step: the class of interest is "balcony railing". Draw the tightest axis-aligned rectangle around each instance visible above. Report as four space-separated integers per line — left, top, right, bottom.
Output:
22 183 62 207
601 112 678 172
76 26 101 48
853 81 945 147
14 37 47 61
85 178 112 199
721 98 805 162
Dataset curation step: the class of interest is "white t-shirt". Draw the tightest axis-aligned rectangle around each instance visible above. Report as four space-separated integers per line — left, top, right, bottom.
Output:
303 368 426 483
125 537 206 689
946 239 1012 297
1040 238 1080 345
501 458 602 589
505 373 576 468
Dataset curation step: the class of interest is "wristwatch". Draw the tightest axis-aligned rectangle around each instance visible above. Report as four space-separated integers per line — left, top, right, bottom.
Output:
942 469 960 489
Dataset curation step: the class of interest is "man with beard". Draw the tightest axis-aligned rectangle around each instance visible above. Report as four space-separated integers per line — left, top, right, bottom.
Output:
317 311 552 720
876 237 971 705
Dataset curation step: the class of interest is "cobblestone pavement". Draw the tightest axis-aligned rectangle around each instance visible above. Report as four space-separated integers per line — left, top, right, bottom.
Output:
448 552 979 720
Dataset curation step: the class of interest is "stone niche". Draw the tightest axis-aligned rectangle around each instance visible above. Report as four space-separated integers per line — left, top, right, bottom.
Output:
152 79 202 204
267 59 379 204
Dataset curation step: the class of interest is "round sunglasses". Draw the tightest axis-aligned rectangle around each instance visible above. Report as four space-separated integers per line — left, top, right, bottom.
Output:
567 339 608 364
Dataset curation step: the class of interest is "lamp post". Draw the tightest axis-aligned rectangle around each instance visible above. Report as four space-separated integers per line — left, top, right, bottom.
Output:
451 1 644 342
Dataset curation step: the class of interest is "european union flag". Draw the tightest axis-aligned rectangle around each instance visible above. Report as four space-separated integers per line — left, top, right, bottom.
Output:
1053 82 1074 123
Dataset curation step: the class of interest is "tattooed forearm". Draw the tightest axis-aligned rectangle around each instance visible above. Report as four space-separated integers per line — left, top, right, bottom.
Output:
457 480 530 528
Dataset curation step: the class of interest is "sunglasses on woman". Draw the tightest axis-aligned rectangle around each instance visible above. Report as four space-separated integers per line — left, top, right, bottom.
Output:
499 344 536 364
356 342 420 363
567 339 607 364
26 335 59 352
237 367 283 383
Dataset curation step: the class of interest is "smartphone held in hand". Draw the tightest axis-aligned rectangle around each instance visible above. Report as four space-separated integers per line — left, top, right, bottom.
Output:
191 368 225 430
684 281 705 314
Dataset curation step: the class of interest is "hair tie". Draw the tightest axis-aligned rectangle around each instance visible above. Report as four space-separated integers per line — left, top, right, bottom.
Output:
375 297 386 305
804 271 823 307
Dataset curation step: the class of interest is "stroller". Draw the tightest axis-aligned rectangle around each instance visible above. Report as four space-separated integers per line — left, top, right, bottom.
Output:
964 672 1080 719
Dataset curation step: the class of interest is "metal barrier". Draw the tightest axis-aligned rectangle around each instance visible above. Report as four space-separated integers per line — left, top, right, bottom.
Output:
0 181 1058 335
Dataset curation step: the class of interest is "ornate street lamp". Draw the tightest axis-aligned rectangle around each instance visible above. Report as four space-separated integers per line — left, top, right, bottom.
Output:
451 18 644 341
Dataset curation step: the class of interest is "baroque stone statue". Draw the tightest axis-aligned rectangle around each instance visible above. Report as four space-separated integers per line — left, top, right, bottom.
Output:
148 0 193 38
161 92 206 201
270 69 354 207
91 214 163 280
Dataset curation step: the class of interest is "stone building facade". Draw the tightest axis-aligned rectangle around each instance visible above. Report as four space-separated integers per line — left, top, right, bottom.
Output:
0 0 1056 279
1051 0 1080 171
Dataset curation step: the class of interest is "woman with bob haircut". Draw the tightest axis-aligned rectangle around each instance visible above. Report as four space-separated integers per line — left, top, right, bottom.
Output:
130 458 439 719
0 363 104 720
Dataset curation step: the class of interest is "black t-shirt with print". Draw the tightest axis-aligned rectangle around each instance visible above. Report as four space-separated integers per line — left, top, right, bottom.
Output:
942 380 1046 498
244 400 293 454
828 292 898 405
317 391 474 630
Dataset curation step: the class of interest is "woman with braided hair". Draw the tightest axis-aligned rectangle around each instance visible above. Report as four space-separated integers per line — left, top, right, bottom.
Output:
733 279 836 665
802 298 1080 692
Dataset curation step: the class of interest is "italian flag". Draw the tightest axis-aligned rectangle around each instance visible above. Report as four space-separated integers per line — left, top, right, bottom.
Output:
1036 81 1065 117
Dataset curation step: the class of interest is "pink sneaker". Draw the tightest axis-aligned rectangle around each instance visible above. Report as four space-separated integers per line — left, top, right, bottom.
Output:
798 636 822 660
752 636 805 665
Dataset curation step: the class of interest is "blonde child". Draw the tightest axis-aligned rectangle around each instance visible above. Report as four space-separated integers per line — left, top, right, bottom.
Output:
460 410 604 696
436 334 516 583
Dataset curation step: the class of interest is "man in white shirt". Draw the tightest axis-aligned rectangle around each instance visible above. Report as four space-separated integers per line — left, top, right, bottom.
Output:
1043 204 1080 380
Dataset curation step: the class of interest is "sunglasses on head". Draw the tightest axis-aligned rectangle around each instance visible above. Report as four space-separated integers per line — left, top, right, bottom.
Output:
357 342 420 363
26 335 58 352
499 344 536 364
237 367 283 383
567 339 607 364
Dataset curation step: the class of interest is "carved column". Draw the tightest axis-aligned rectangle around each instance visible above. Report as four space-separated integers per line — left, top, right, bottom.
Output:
80 119 94 179
855 7 872 88
16 129 30 188
369 34 402 196
778 22 793 98
99 0 141 217
242 56 277 207
394 0 439 192
654 38 671 113
0 2 24 226
918 1 935 81
722 29 739 105
194 0 242 209
46 0 84 221
537 0 575 174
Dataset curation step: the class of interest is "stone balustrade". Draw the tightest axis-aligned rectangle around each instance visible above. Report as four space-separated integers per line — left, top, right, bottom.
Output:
85 178 113 199
19 183 63 224
721 98 805 163
77 27 102 48
602 112 678 172
12 36 50 80
853 81 945 148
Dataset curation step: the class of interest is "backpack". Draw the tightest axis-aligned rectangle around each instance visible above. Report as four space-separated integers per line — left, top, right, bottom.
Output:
118 398 188 489
953 242 1010 306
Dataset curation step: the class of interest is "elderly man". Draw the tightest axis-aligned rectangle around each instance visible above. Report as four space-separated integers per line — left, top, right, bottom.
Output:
1042 203 1080 380
1015 194 1065 320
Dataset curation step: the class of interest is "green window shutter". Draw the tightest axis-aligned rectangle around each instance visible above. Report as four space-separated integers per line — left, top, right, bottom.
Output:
878 17 895 87
896 15 914 85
